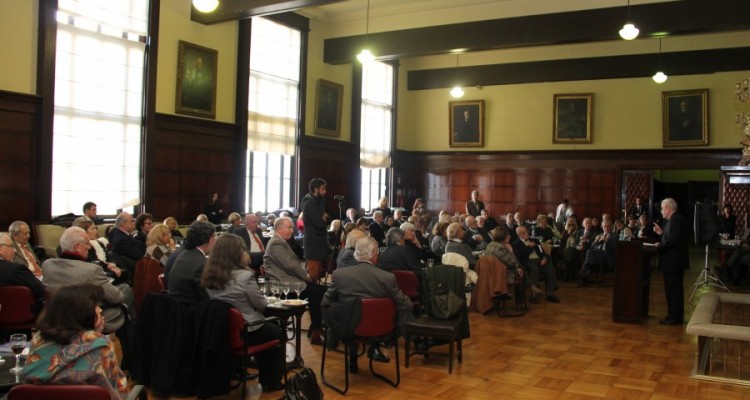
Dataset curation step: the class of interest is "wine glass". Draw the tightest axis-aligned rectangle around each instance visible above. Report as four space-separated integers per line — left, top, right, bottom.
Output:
282 283 290 300
9 333 27 374
272 283 281 300
294 282 304 299
257 276 266 295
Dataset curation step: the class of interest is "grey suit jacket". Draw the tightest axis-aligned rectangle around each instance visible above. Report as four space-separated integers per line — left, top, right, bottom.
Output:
322 262 413 326
168 248 209 305
263 234 308 290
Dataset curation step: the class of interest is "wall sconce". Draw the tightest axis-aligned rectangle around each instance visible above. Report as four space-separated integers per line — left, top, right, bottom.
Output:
193 0 219 13
357 0 375 63
450 53 464 98
619 0 639 40
652 38 668 84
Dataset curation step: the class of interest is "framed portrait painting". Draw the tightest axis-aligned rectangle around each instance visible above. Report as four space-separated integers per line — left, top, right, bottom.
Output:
553 93 593 144
662 89 709 147
314 79 343 137
175 41 218 119
449 100 485 147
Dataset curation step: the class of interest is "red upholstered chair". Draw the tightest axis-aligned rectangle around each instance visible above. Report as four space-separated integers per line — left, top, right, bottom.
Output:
320 297 400 395
227 307 284 400
133 257 165 314
157 273 166 292
8 384 146 400
0 286 38 332
392 270 421 314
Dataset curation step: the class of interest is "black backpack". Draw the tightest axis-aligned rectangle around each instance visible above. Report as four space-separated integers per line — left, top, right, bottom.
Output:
284 367 323 400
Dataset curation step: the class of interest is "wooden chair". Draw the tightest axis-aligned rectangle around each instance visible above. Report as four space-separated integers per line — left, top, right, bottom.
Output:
9 384 146 400
321 298 400 394
133 257 164 314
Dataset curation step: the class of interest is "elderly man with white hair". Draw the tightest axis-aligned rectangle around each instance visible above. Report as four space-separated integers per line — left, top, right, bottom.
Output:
653 197 689 326
8 220 42 278
378 227 424 280
0 232 45 306
322 236 413 371
336 228 367 268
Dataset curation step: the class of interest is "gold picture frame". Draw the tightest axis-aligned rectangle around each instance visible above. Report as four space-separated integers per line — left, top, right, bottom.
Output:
314 79 343 137
175 41 218 119
449 100 485 147
662 89 709 147
553 93 593 144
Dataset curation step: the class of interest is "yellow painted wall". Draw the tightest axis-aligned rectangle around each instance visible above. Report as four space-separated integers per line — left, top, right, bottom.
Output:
0 0 37 94
655 169 720 183
157 0 238 123
397 68 750 152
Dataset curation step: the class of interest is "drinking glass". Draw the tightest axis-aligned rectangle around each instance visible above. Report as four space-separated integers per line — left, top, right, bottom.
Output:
426 259 435 267
9 333 27 374
294 282 304 299
272 283 281 300
257 276 266 295
282 283 290 300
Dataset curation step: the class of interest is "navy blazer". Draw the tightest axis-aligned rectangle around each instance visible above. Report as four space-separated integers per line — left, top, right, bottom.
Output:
658 213 690 273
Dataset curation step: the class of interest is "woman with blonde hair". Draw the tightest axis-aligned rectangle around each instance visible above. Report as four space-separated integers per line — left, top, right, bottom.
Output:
146 224 174 266
163 216 183 239
201 234 284 392
227 212 242 229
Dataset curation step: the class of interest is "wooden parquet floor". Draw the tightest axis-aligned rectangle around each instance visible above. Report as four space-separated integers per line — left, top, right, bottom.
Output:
149 246 750 399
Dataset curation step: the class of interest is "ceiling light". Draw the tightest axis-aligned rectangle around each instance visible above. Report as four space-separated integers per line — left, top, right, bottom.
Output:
652 38 668 84
450 86 465 98
357 0 374 63
193 0 219 13
618 1 639 40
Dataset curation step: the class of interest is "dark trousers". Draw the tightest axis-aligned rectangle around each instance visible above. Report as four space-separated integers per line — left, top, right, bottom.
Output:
247 322 285 387
663 269 685 322
301 282 327 330
525 258 558 294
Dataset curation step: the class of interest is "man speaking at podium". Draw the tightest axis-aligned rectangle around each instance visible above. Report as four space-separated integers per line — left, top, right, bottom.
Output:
653 198 689 326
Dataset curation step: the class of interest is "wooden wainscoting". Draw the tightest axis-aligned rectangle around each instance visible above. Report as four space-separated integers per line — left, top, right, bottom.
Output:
298 135 360 215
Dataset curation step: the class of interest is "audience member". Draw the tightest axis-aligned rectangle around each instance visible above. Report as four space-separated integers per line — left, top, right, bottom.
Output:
480 209 498 231
201 234 285 392
73 219 124 284
555 199 574 228
204 192 224 224
369 211 387 246
263 217 326 345
82 201 101 224
628 196 647 219
110 212 145 270
430 221 450 257
511 226 559 304
372 196 393 218
719 204 737 239
485 227 523 292
145 224 174 267
637 214 658 243
559 218 580 281
134 213 153 245
445 222 477 269
579 219 617 286
343 208 358 225
227 212 242 230
378 227 424 279
168 221 216 305
234 213 265 271
300 178 330 281
0 233 44 307
8 220 42 278
465 190 485 217
336 229 367 268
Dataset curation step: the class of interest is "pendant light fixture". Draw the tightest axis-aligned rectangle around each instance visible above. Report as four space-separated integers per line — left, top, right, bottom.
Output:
450 53 464 98
193 0 219 13
356 0 375 63
652 38 668 84
619 0 639 40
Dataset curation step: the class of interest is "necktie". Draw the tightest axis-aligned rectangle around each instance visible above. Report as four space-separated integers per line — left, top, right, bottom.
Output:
252 232 265 252
22 245 42 277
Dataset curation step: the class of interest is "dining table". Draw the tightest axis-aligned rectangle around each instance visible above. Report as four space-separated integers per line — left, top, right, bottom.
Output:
264 300 308 369
0 352 22 395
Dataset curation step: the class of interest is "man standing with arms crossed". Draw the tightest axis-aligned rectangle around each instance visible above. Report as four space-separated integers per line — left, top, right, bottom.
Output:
653 198 689 325
301 178 329 281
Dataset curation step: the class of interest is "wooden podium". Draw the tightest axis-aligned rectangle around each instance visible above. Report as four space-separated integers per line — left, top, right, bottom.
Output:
612 240 653 323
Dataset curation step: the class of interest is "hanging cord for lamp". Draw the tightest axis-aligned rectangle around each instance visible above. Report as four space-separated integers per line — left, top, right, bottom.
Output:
357 0 375 63
619 0 639 40
450 53 464 98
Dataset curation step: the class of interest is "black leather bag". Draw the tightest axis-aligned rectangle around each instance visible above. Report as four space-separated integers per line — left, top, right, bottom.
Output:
284 367 323 400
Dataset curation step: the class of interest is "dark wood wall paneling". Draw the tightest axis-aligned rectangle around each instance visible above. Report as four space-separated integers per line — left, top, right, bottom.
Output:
393 149 738 221
297 135 359 219
148 113 242 223
0 91 41 229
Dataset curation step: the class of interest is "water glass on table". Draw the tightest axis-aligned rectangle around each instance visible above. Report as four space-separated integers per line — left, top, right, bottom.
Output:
9 333 27 374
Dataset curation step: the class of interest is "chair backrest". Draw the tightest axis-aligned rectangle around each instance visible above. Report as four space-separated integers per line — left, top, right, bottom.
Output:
157 273 166 291
31 223 65 259
9 384 111 400
392 270 419 299
133 257 165 313
227 307 246 351
0 286 37 325
442 252 469 269
354 298 396 337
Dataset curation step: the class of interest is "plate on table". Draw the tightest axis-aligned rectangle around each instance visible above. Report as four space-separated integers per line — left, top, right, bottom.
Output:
281 299 308 306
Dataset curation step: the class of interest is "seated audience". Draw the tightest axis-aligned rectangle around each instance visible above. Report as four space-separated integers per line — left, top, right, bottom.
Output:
343 208 358 225
234 213 265 271
81 201 101 224
613 219 633 239
485 227 523 290
134 213 153 245
23 284 128 400
8 220 43 278
372 196 393 218
378 227 424 279
0 233 45 307
531 214 554 243
168 221 216 305
400 222 430 261
201 234 284 392
560 218 581 281
196 214 209 222
445 222 476 269
511 226 560 304
719 204 737 239
430 221 450 257
480 209 498 231
263 217 326 345
336 228 367 269
369 211 387 246
393 209 406 223
355 217 369 232
163 216 183 239
146 223 174 266
590 216 603 236
109 212 146 271
637 214 658 243
579 219 617 286
322 236 413 371
42 227 134 333
73 219 125 284
463 216 486 250
227 212 242 230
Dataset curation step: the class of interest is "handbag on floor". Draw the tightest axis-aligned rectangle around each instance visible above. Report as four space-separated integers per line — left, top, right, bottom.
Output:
284 367 323 400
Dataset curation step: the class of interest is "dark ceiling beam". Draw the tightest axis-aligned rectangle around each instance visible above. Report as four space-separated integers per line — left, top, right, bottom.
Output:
324 0 750 64
191 0 345 24
407 47 750 90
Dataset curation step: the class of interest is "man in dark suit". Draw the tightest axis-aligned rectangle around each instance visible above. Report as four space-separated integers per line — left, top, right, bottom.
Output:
480 209 498 231
628 197 647 219
0 233 45 307
368 211 387 246
336 229 367 269
465 190 485 217
378 227 424 280
322 236 413 371
511 225 559 304
168 221 216 305
300 178 330 281
653 198 690 325
579 219 617 286
234 213 265 271
110 212 146 275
